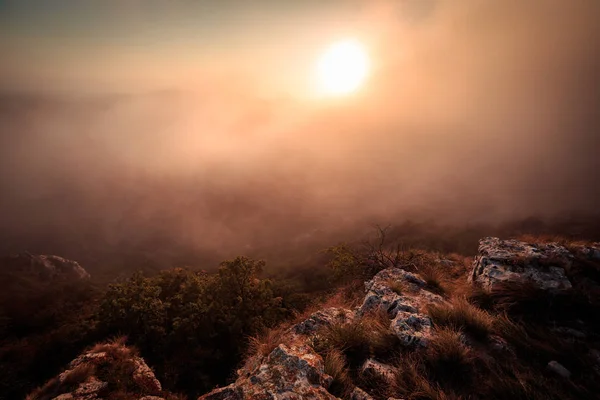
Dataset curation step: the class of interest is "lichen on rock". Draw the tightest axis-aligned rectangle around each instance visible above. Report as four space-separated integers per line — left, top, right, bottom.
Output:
470 237 573 291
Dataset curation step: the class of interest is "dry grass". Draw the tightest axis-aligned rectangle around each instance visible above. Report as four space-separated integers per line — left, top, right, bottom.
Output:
516 234 589 248
492 315 579 365
313 321 371 367
416 264 448 295
291 286 362 327
323 349 353 398
313 311 398 368
427 298 493 341
392 354 457 400
247 327 288 358
387 278 406 295
424 328 473 388
27 363 96 400
27 337 155 400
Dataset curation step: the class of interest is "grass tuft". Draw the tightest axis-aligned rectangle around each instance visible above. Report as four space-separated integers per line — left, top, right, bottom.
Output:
427 298 493 341
387 279 406 295
247 328 287 358
424 328 473 388
417 264 447 295
27 363 96 400
323 349 352 398
313 311 399 368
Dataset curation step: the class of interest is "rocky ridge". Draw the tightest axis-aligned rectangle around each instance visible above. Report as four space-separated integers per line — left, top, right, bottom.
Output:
199 265 447 399
198 237 599 399
31 237 600 400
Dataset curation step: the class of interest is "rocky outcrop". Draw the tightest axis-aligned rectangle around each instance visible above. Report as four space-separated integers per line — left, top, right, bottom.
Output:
200 341 337 400
359 268 444 347
199 266 446 399
470 237 572 291
570 243 600 261
1 252 90 280
28 342 162 400
27 237 600 400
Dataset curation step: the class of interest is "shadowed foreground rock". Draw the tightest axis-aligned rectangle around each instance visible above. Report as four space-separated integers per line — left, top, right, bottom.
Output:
199 341 337 400
27 341 163 400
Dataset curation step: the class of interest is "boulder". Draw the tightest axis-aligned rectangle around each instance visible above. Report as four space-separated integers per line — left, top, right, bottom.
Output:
547 361 571 378
470 237 572 291
1 252 90 280
357 268 441 347
132 357 163 393
358 268 443 319
28 342 163 400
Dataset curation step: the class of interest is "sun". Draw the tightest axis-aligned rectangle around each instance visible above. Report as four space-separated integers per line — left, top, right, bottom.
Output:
315 39 370 96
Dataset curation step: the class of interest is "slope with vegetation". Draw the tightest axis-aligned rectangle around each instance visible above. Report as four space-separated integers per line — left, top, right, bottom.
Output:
198 235 600 400
4 227 600 399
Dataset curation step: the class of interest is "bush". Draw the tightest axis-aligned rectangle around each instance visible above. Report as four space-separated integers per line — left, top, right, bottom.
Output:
96 257 289 397
324 244 369 283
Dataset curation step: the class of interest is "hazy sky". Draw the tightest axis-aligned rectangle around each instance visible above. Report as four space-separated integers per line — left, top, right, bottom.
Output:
0 1 599 267
0 1 436 96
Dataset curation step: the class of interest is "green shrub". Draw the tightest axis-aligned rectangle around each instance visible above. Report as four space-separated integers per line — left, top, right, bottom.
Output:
96 257 288 397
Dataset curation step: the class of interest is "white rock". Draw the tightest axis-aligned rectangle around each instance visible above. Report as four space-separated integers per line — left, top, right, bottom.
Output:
470 237 572 291
361 359 396 383
547 361 571 378
390 311 433 347
351 386 374 400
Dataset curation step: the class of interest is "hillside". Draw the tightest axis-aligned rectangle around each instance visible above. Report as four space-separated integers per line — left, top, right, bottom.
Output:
24 236 600 400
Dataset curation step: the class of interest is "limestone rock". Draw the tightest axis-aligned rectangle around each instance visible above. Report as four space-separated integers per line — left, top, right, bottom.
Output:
133 357 163 393
547 361 571 378
29 342 163 400
470 237 572 291
570 243 600 261
293 307 354 335
360 359 396 384
390 311 433 347
358 268 444 319
1 252 90 280
199 341 337 400
350 386 374 400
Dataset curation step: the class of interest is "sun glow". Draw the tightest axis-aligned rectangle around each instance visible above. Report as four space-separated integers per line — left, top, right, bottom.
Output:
315 39 370 96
